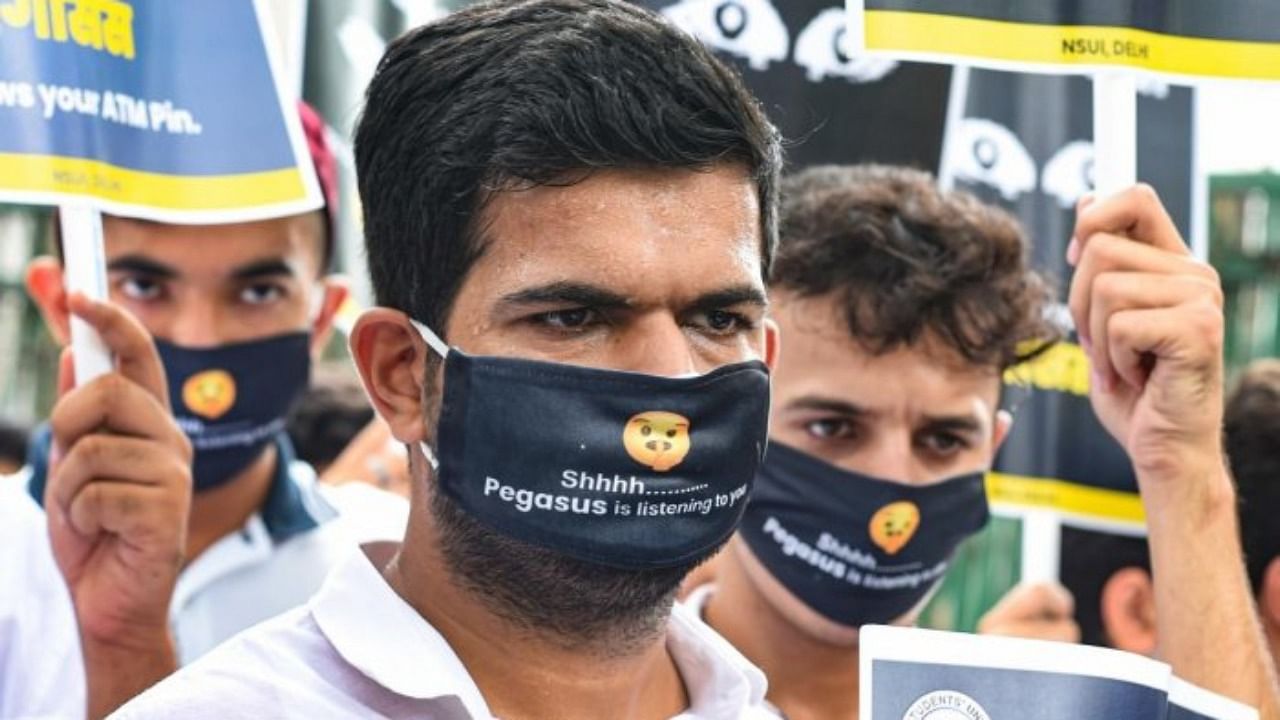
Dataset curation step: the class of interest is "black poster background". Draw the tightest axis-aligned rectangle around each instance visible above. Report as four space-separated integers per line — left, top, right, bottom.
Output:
636 0 950 170
947 69 1195 506
637 1 1197 525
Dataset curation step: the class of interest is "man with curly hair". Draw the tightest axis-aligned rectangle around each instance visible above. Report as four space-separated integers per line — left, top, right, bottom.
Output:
686 165 1276 718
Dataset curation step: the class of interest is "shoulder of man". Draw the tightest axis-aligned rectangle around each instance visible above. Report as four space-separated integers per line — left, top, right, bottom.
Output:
110 606 328 718
261 441 407 546
0 469 86 719
313 474 409 545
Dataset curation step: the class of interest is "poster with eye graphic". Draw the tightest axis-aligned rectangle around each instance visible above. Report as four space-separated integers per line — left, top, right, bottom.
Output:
639 0 952 170
945 70 1196 535
640 0 1197 535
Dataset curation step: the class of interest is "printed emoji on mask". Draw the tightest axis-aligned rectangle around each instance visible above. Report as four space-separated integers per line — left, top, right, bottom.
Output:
623 411 691 472
182 369 237 420
869 501 920 555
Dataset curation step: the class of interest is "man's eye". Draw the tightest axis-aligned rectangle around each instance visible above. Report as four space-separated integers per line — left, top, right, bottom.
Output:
805 418 854 440
696 310 753 336
240 284 284 305
534 308 597 330
920 432 968 455
119 277 163 301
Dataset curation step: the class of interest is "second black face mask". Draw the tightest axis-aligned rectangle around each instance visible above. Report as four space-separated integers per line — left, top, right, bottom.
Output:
739 442 990 628
157 332 311 492
413 320 772 571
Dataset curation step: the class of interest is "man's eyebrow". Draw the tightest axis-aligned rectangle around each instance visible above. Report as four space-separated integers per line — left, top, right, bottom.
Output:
786 395 866 417
497 282 633 310
920 415 985 434
107 255 178 279
687 285 768 313
231 259 297 281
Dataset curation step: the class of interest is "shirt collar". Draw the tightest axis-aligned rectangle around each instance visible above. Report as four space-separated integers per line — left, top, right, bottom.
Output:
312 551 767 719
667 598 769 718
25 425 332 543
310 548 495 718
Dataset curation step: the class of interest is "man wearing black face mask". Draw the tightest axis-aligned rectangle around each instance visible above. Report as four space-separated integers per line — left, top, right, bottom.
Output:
683 165 1059 719
115 2 783 718
0 104 408 719
691 165 1280 719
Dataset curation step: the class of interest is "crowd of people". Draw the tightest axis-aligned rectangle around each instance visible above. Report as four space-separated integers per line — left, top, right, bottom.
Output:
1 1 1277 718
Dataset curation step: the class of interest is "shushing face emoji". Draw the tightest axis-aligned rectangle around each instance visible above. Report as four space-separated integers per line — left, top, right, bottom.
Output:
182 369 237 420
623 411 691 472
869 501 920 555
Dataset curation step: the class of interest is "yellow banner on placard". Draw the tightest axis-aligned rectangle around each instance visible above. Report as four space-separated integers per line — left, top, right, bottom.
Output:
986 472 1146 532
0 153 307 212
862 9 1280 81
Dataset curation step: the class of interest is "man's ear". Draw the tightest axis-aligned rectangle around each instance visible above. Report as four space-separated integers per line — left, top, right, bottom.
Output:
1100 567 1158 656
349 308 430 445
1258 556 1280 630
25 257 71 346
991 409 1014 459
308 276 350 356
762 317 781 373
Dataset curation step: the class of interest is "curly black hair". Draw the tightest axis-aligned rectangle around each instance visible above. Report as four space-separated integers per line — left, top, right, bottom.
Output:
772 164 1059 370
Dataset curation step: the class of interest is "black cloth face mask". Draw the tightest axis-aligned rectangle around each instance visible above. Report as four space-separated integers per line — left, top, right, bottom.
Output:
157 332 311 492
739 442 990 627
412 320 771 570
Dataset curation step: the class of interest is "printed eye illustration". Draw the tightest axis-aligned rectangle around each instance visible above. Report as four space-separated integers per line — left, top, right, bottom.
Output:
1041 140 1095 209
947 118 1037 202
793 7 899 84
662 0 790 71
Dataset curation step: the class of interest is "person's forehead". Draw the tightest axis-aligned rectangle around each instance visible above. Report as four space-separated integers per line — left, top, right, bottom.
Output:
772 294 1001 418
101 214 325 274
469 166 764 302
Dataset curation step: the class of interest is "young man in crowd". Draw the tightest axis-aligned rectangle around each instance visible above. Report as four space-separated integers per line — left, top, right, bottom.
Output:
1065 358 1280 675
0 104 407 719
116 1 783 717
686 164 1066 718
691 165 1280 718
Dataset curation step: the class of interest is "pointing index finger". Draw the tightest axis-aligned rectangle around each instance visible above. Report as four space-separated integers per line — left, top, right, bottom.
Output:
66 293 169 406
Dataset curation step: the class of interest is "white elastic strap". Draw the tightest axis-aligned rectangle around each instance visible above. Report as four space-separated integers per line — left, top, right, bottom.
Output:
410 319 451 359
408 319 448 471
418 441 440 471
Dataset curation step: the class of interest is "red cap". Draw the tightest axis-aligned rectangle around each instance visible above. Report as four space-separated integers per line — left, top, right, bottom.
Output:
298 100 338 269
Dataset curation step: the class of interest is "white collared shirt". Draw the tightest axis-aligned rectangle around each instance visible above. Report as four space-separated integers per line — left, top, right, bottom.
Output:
113 548 775 719
680 585 787 720
0 455 408 720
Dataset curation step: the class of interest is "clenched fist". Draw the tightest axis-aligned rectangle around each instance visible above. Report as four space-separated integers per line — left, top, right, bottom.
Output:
46 293 191 718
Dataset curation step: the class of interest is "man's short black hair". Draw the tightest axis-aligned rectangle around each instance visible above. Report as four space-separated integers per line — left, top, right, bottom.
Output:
354 0 781 334
0 417 31 470
1225 359 1280 595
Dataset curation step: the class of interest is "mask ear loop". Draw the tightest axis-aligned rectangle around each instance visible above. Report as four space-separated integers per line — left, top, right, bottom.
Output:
419 441 440 472
410 319 450 471
410 319 452 360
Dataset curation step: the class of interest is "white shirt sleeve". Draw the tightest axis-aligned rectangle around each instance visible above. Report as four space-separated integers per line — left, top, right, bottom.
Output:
0 472 87 720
